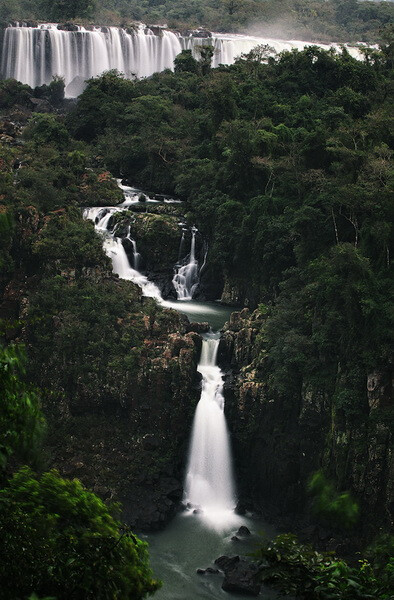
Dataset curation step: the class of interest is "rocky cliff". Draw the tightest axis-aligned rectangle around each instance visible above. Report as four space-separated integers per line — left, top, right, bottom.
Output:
220 308 393 541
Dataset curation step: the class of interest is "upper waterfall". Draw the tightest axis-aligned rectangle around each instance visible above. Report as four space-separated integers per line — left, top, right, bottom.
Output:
172 226 200 301
0 23 362 97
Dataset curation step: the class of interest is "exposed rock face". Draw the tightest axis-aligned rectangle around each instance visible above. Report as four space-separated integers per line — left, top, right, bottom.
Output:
220 276 260 308
221 308 394 539
1 206 202 531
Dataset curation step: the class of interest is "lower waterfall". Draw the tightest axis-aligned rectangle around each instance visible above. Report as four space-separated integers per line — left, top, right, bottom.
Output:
184 333 237 528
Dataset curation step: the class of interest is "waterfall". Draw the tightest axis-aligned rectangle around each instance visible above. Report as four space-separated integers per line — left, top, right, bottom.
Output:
1 24 363 97
184 333 237 527
84 206 162 301
172 226 199 301
1 24 183 96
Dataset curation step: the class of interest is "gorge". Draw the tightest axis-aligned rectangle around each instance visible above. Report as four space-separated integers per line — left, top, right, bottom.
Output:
0 12 392 599
84 183 263 598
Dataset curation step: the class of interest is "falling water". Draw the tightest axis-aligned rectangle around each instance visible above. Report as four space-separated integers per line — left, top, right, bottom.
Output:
125 225 141 270
173 226 199 301
84 206 162 301
0 24 363 97
184 333 237 528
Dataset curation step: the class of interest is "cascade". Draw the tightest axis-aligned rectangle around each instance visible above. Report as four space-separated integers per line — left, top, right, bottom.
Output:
84 206 163 301
172 226 199 301
177 230 186 262
184 333 237 528
126 225 141 270
0 24 362 97
86 195 238 533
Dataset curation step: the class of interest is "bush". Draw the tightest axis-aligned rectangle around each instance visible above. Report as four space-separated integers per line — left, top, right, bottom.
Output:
0 467 160 600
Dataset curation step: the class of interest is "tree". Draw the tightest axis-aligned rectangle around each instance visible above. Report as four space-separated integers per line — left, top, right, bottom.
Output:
0 344 45 469
0 467 160 599
174 50 199 74
39 0 96 20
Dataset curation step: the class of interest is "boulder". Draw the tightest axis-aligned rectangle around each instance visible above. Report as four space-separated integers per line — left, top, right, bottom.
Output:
237 525 251 537
186 321 210 334
215 555 261 596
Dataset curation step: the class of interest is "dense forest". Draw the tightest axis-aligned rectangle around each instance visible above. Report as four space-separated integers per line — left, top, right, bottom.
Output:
0 1 393 598
0 0 394 42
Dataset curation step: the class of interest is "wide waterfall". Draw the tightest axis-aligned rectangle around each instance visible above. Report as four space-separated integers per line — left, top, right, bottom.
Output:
172 226 199 301
1 24 183 96
184 334 237 528
0 24 362 97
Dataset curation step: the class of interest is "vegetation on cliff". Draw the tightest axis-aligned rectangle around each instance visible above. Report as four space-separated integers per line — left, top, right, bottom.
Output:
66 40 393 535
0 18 393 599
0 345 160 599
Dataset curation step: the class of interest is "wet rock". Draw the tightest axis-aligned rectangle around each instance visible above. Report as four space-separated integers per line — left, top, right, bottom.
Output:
196 567 219 575
237 526 251 537
215 555 261 596
187 321 210 334
57 23 80 31
235 502 247 516
231 536 240 542
206 567 220 574
215 555 240 571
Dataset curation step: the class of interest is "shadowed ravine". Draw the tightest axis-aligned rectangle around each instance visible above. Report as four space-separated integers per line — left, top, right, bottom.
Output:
84 186 278 598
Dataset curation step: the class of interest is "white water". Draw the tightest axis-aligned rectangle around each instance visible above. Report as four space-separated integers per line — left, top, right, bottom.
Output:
1 24 362 97
84 206 163 301
85 194 238 531
184 334 238 529
172 226 199 301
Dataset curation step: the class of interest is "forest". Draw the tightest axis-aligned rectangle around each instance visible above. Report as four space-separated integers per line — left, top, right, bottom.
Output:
0 2 393 599
0 0 394 42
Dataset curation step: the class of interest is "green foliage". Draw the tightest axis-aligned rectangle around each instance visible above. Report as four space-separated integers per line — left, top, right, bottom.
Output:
174 50 199 74
256 533 392 600
39 0 96 20
308 471 359 529
0 79 31 108
0 467 160 599
0 344 45 469
24 114 70 149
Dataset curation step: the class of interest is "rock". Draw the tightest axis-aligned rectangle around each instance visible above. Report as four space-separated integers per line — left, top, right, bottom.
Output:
193 508 203 514
221 557 261 596
29 97 53 113
187 321 210 334
196 567 219 575
57 23 80 31
237 525 251 537
215 555 240 572
231 536 240 542
234 502 247 515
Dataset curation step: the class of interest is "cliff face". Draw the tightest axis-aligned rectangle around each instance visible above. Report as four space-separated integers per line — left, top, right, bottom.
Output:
220 309 393 539
3 260 202 530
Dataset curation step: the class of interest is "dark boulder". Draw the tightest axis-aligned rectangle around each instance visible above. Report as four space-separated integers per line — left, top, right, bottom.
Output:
215 555 261 596
237 525 251 537
57 23 80 31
